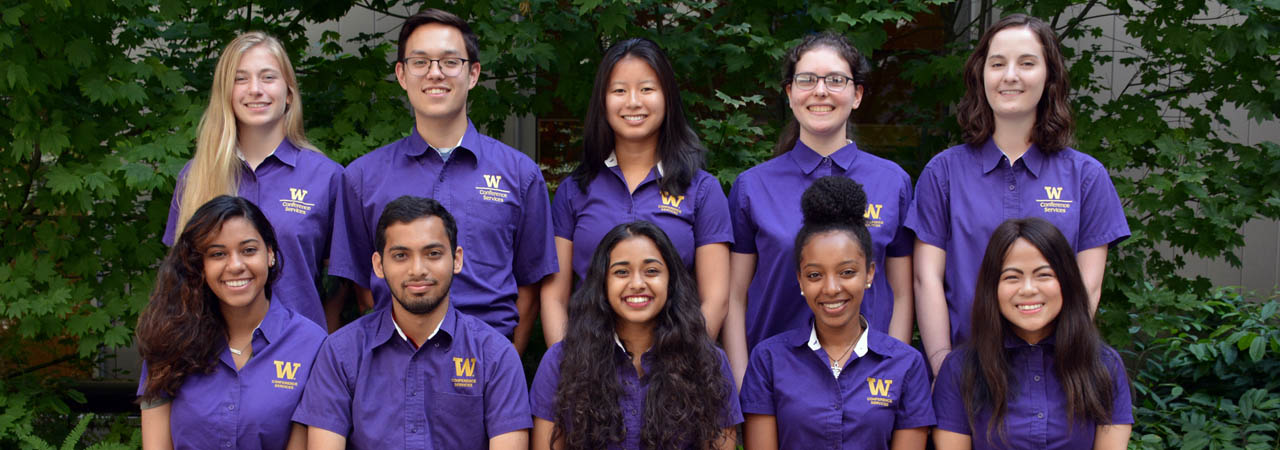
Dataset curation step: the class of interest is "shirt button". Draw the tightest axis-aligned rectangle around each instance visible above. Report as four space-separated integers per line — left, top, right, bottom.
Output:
409 391 416 397
227 404 235 411
1037 412 1044 419
1034 375 1041 381
1008 184 1015 191
410 427 418 433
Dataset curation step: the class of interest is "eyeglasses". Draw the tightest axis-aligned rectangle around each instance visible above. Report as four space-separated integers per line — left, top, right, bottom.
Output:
401 57 471 77
792 73 853 92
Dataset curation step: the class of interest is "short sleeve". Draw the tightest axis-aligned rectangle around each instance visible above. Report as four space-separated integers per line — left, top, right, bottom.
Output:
327 165 373 289
693 174 733 247
550 180 580 240
893 352 936 429
716 349 745 427
529 343 564 421
931 351 972 435
728 174 757 254
903 158 950 249
738 345 776 416
886 171 916 258
162 162 194 246
483 338 534 436
512 169 558 286
1076 162 1130 251
291 337 354 436
1103 346 1134 425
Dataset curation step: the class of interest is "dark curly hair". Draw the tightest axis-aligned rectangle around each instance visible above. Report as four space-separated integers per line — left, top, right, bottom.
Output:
793 176 873 267
774 32 871 156
962 218 1117 446
572 38 705 197
957 14 1074 153
552 221 729 449
136 196 281 403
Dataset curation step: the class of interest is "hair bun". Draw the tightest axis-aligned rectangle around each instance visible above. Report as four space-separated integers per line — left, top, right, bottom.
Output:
801 176 868 228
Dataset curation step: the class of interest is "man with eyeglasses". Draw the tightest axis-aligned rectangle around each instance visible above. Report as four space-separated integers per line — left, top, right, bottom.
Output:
330 8 556 355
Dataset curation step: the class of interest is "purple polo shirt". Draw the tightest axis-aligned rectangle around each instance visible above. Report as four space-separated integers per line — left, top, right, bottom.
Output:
136 299 327 449
730 141 914 350
328 121 557 337
932 336 1134 449
530 341 743 450
903 139 1130 345
292 303 531 449
739 324 935 449
552 163 732 279
164 138 343 328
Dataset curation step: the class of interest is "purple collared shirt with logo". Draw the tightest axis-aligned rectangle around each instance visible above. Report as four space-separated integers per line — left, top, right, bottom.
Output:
137 299 327 449
164 138 343 328
904 140 1130 345
739 324 935 449
932 336 1134 449
292 304 531 449
328 122 557 337
530 341 743 450
552 164 731 279
730 141 914 350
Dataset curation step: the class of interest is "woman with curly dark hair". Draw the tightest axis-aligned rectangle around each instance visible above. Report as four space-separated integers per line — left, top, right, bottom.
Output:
530 221 741 450
905 14 1129 375
137 196 327 449
740 176 933 449
931 217 1132 449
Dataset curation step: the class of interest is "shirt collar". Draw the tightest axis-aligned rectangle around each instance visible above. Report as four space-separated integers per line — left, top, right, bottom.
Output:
251 298 285 344
978 138 1043 177
1003 331 1057 349
377 303 458 350
235 138 299 168
788 139 859 175
604 152 665 177
805 316 870 359
405 120 479 161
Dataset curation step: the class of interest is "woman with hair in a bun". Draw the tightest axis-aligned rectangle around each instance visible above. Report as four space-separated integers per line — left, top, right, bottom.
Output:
725 32 916 387
905 14 1129 375
740 176 933 450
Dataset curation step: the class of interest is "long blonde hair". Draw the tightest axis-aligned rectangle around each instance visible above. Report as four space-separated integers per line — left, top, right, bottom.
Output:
176 31 316 233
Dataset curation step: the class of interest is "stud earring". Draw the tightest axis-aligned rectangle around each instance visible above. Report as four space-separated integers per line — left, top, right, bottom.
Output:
865 283 871 288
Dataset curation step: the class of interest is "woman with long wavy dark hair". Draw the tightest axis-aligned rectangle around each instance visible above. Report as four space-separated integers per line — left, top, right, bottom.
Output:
137 196 327 449
905 14 1129 375
541 38 731 346
931 217 1132 449
531 221 740 450
723 32 916 388
740 176 933 450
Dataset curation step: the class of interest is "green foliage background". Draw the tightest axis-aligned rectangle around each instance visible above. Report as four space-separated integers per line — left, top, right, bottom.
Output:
1 0 1277 447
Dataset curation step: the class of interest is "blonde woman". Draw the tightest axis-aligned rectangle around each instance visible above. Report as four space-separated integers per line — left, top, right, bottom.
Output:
163 32 342 330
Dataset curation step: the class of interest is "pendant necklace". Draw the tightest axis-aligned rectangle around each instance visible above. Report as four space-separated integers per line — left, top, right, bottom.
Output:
828 335 857 378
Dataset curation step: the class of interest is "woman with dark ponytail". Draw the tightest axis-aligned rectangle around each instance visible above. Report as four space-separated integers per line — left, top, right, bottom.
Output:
739 176 933 449
137 196 326 449
724 32 917 387
530 221 741 450
931 217 1132 449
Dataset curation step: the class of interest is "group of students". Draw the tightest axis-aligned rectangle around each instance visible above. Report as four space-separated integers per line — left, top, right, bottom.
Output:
134 6 1135 450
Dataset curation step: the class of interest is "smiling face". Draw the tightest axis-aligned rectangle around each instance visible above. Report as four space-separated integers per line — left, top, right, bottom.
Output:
606 236 670 329
373 216 463 316
604 56 666 148
983 27 1048 123
231 45 290 132
997 238 1063 344
786 47 864 144
395 23 480 124
797 231 875 332
202 217 272 311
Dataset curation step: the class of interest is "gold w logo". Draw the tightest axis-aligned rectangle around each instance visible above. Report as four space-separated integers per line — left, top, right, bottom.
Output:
660 192 685 208
864 204 883 220
453 357 476 377
274 360 301 380
289 188 308 202
1044 186 1063 200
867 377 893 396
483 175 502 189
